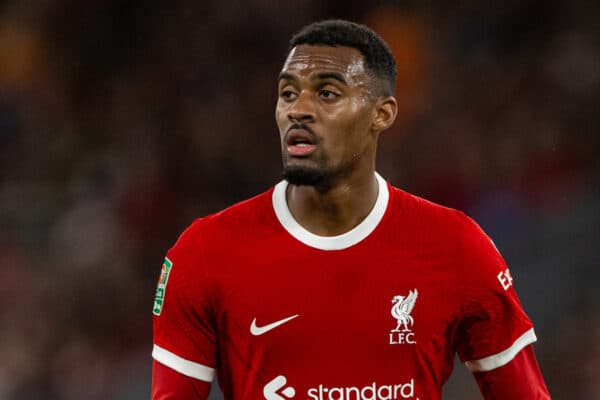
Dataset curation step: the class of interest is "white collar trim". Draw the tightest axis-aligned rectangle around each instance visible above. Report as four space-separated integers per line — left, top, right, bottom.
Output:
272 173 389 250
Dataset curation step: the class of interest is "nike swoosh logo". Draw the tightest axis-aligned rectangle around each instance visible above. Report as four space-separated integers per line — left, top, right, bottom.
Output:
250 314 299 336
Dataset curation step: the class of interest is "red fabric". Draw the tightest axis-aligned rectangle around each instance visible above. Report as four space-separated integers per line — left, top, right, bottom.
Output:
474 345 551 399
151 182 544 399
152 360 211 399
454 215 533 364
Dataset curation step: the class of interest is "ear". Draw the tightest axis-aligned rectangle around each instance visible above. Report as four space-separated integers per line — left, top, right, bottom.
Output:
371 96 398 133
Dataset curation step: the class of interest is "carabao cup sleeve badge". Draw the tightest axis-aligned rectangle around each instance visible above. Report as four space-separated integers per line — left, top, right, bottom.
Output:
153 257 173 315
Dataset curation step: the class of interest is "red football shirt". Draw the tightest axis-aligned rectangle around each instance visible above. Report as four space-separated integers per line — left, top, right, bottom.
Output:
152 174 538 400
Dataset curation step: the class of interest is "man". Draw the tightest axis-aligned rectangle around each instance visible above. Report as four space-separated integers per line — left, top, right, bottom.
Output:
152 20 550 399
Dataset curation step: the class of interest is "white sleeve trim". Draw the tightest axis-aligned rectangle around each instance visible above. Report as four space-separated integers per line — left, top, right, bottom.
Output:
152 344 215 382
465 328 537 372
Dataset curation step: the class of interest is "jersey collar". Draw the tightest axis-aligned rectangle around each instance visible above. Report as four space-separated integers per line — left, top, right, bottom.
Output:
272 172 389 251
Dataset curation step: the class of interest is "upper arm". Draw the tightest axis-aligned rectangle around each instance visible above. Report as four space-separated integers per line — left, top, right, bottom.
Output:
453 216 550 397
454 214 537 371
152 360 212 400
152 221 219 394
474 345 550 399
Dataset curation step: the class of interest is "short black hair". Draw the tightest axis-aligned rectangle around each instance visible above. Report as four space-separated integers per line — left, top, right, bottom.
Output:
288 19 396 97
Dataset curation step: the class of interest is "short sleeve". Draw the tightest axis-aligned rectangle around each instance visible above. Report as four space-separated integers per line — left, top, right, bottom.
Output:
455 214 537 373
152 220 217 382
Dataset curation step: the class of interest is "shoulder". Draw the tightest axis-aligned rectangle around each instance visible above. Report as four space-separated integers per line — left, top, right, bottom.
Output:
160 188 275 291
387 184 467 235
169 187 275 257
388 184 494 238
386 184 501 273
182 187 274 236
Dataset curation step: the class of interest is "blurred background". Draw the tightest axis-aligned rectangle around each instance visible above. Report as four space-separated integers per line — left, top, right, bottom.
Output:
0 0 598 399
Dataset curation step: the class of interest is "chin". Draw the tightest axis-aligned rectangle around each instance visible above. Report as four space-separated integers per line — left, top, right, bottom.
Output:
281 166 325 186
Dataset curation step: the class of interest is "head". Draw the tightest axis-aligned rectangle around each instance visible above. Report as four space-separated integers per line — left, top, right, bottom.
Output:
276 20 398 188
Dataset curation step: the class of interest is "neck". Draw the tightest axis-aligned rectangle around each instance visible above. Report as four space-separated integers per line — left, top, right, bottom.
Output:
286 168 379 236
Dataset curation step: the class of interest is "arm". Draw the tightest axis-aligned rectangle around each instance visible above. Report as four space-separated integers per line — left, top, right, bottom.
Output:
152 219 218 399
454 214 550 399
152 360 211 400
474 345 550 399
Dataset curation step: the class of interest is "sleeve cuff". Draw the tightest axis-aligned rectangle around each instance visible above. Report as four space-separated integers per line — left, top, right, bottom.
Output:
152 344 215 382
465 328 537 372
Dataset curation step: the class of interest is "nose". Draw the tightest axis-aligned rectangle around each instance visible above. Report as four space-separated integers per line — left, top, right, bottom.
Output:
287 91 316 123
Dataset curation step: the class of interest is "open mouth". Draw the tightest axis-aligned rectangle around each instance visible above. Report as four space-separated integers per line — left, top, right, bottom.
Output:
286 128 317 156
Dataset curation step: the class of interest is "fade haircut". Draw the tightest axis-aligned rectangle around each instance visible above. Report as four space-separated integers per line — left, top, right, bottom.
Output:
288 19 397 97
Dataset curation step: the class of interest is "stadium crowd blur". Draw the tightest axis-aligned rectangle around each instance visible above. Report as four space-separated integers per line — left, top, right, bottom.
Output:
0 1 598 399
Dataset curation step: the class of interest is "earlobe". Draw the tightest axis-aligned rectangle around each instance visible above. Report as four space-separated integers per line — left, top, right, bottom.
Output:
372 96 398 133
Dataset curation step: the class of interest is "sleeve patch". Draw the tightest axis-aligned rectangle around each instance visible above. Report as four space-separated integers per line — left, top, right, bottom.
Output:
153 257 173 316
465 328 537 372
497 268 514 291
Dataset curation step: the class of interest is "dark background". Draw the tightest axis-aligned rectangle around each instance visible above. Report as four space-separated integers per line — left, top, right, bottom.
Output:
0 1 598 398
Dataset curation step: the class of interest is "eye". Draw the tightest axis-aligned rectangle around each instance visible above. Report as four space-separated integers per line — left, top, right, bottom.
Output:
280 89 298 101
319 89 340 100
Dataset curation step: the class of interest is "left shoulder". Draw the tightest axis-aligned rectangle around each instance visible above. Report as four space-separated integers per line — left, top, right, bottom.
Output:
385 183 506 278
387 183 495 244
386 184 467 234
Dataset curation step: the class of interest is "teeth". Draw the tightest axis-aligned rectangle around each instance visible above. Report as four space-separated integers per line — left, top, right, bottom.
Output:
296 143 309 147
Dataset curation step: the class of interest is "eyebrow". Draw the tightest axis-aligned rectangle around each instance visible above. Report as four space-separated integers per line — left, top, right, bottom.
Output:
316 72 347 85
278 71 348 86
278 72 296 82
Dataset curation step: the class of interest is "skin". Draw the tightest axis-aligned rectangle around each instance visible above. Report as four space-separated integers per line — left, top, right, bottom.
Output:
276 44 398 236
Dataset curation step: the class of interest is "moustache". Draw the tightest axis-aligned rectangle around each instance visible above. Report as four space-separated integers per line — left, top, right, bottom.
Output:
286 123 318 138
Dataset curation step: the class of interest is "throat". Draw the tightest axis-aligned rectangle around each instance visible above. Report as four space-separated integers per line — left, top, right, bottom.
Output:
285 176 379 236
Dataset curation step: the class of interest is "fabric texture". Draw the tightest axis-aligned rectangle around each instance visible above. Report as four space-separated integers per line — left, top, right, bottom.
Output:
152 177 548 399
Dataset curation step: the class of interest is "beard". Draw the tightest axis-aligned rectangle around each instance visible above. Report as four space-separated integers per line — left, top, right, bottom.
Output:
281 165 326 186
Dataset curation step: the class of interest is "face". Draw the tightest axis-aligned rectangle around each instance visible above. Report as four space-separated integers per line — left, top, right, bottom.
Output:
276 45 380 186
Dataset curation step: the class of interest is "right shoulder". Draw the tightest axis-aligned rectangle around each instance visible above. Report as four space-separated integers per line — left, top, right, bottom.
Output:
167 187 276 267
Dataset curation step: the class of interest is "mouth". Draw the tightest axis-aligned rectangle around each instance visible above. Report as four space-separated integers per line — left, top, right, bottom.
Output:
285 126 317 157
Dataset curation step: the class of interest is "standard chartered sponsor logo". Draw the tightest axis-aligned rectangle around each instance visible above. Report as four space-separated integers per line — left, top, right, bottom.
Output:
264 375 296 400
307 380 416 400
264 377 418 400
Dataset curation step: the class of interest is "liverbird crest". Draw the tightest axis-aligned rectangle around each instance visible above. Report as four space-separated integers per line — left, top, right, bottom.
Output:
390 289 418 332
